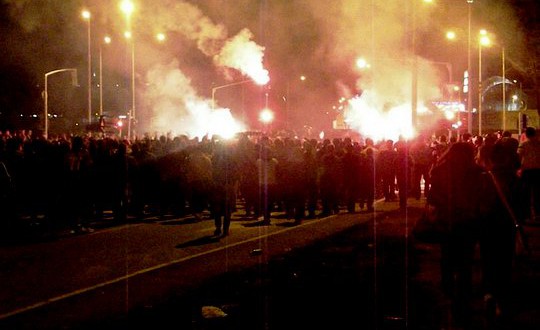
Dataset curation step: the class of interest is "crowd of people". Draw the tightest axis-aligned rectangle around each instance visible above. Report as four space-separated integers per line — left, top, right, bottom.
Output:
1 127 540 325
426 127 540 328
0 129 439 235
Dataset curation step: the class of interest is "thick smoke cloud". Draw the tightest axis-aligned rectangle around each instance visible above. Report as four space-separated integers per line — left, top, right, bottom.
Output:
1 0 532 137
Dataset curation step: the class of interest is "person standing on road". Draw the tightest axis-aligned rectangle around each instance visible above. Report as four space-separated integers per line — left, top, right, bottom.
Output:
394 140 412 211
319 143 341 216
517 126 540 222
211 142 239 237
427 142 485 326
479 141 520 325
377 139 397 202
257 144 278 225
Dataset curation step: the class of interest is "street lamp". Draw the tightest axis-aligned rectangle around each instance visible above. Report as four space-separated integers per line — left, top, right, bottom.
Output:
156 33 166 42
99 36 111 117
44 69 78 139
502 46 506 131
120 0 135 139
467 0 474 134
478 29 490 135
285 75 307 131
410 0 434 131
81 10 92 125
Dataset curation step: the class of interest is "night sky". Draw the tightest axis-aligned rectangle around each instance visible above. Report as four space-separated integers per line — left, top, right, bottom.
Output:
0 0 538 137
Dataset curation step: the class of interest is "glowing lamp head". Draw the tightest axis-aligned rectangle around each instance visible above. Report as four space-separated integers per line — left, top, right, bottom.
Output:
81 10 91 20
117 120 123 128
356 58 370 69
259 108 274 124
480 35 490 47
120 0 135 17
156 33 166 42
104 36 112 44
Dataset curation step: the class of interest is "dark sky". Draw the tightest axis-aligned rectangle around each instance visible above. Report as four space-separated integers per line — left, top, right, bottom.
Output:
0 0 538 136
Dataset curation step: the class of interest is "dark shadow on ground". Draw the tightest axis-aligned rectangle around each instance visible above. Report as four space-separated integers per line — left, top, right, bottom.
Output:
242 220 272 227
275 221 300 227
175 235 221 248
161 217 208 226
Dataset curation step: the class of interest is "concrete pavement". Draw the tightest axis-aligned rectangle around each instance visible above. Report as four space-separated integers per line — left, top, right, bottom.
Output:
1 197 540 329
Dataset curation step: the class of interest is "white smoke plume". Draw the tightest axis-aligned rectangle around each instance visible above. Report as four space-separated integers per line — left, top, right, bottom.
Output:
143 60 245 139
144 1 269 84
214 28 269 85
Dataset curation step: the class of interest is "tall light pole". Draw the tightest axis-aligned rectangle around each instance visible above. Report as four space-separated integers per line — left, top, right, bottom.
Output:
285 75 306 131
81 10 92 125
121 0 135 139
99 36 111 117
467 0 474 134
44 69 78 139
411 0 418 132
478 30 490 136
502 46 506 131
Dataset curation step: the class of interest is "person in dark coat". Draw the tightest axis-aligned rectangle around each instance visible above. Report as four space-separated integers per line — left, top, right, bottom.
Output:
427 142 485 326
479 141 521 326
211 143 239 237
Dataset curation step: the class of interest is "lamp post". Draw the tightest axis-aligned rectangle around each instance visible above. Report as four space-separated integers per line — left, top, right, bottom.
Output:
285 75 306 131
478 30 490 136
502 46 506 131
44 68 78 139
99 36 111 117
411 1 418 132
81 10 92 125
467 0 474 134
120 0 135 139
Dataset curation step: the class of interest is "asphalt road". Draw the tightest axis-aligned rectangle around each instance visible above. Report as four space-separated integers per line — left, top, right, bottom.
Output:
1 198 540 329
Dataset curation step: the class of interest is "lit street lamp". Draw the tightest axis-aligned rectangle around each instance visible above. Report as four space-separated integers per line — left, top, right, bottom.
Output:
44 68 78 139
81 10 92 124
502 46 506 131
285 75 307 131
478 29 490 135
99 36 111 117
120 0 135 139
467 0 474 134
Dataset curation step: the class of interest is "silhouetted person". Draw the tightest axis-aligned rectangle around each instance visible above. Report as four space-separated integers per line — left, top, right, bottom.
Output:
428 142 485 326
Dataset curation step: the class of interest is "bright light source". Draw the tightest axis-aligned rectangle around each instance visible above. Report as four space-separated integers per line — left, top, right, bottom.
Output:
81 10 91 20
446 31 456 40
444 110 456 120
120 0 134 17
480 35 490 46
124 31 132 39
300 75 306 81
104 36 112 44
259 108 274 124
156 33 166 42
356 58 370 69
